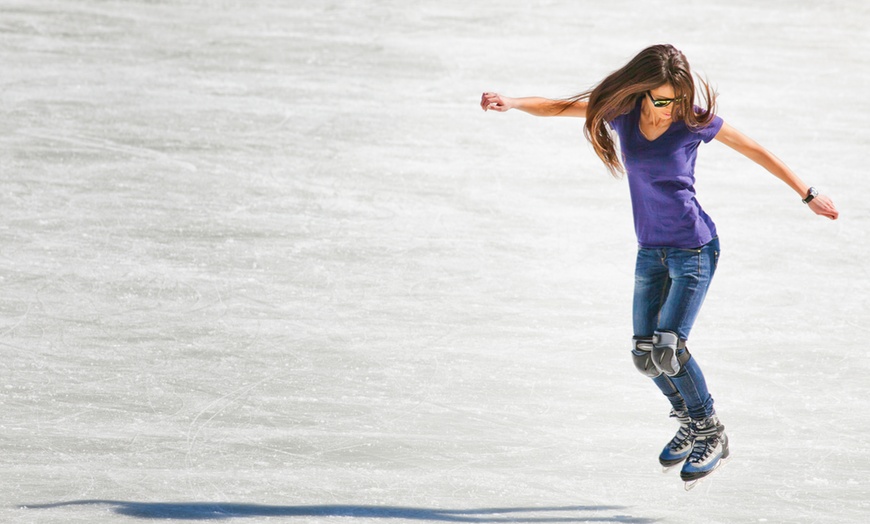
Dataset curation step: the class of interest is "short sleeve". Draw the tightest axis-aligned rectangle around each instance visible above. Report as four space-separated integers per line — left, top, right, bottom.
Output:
698 114 724 143
609 112 628 134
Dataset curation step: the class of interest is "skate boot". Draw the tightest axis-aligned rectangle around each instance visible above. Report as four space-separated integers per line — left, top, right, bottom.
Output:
659 409 694 471
680 415 730 490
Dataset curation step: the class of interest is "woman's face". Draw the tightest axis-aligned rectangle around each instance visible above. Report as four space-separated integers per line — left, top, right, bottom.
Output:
646 84 680 121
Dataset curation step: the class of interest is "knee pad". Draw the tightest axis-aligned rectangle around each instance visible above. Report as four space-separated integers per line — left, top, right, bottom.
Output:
631 336 661 378
652 330 691 377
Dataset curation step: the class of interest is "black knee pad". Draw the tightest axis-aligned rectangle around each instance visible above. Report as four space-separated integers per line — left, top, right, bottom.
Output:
652 330 691 377
632 336 661 378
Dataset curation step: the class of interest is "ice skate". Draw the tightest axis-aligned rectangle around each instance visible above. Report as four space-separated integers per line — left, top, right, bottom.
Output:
659 409 693 472
680 415 730 490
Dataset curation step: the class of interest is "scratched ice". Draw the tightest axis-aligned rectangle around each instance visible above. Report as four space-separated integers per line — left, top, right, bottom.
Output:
1 1 868 523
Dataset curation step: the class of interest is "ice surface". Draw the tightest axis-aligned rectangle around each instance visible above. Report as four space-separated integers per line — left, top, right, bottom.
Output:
1 1 868 523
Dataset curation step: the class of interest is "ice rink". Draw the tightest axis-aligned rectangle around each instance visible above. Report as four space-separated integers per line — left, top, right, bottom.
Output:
2 1 868 522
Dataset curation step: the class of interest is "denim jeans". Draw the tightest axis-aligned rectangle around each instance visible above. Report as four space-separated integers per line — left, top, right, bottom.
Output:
632 237 720 419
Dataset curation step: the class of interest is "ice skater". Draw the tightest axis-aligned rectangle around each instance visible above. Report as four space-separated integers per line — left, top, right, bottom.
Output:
480 44 838 488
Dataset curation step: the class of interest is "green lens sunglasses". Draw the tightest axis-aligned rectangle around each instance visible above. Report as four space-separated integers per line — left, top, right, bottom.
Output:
646 91 682 108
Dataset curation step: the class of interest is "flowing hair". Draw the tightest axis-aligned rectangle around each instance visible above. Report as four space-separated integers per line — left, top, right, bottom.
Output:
567 44 717 177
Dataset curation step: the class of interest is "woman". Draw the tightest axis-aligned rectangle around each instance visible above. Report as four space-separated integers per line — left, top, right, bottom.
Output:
480 44 838 488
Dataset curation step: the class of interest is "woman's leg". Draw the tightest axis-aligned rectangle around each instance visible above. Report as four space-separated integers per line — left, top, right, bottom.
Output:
632 247 687 412
655 238 720 420
632 239 726 475
656 241 730 483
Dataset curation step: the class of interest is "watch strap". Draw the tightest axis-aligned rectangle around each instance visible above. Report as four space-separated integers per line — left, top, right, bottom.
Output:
802 187 818 204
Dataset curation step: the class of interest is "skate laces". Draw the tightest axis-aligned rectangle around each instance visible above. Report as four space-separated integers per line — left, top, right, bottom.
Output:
667 410 693 448
688 418 724 463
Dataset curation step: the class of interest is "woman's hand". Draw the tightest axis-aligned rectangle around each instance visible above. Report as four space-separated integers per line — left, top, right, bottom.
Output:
480 92 514 112
808 194 839 220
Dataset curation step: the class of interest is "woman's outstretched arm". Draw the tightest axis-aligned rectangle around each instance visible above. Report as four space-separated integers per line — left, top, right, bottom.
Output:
480 92 587 117
714 122 839 220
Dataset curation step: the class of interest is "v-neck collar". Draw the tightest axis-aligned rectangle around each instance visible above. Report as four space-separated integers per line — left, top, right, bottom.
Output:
638 120 673 142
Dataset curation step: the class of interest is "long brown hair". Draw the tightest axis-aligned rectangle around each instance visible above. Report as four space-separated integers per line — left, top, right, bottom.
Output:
569 44 717 177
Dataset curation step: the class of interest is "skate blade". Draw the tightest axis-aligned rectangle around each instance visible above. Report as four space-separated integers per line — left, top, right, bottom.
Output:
683 454 731 491
662 464 680 474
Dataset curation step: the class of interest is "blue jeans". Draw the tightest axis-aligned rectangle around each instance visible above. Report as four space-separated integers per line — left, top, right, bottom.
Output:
632 238 720 419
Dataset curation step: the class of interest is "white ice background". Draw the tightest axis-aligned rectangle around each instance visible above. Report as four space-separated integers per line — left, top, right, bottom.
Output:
1 1 868 523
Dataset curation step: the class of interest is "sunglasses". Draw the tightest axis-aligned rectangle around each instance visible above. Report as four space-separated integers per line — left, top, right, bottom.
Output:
646 91 682 108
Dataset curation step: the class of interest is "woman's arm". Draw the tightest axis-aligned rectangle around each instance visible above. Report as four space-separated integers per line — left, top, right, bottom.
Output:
480 92 587 117
714 122 839 220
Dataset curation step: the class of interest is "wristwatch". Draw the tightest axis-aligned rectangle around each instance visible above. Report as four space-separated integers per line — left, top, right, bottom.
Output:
802 187 818 205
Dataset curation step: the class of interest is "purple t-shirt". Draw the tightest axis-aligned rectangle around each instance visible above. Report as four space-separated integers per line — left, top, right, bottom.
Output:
610 99 723 249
